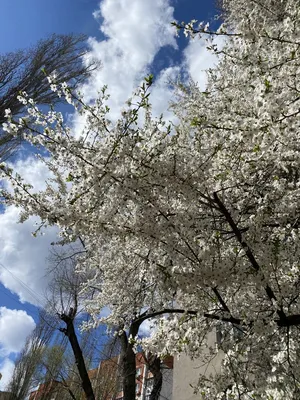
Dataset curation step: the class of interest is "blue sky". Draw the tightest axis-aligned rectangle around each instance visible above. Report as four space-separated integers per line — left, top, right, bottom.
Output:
0 0 218 388
0 0 101 53
0 0 215 53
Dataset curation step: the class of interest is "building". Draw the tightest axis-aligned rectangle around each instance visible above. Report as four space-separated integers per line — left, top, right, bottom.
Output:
0 392 11 400
172 329 229 400
112 352 173 400
92 352 173 400
29 380 63 400
28 352 173 400
89 356 119 399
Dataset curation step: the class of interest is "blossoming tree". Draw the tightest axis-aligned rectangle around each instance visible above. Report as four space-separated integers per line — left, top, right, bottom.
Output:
1 0 300 398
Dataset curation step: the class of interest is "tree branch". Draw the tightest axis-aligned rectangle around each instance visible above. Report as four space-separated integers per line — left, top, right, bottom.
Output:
213 192 287 322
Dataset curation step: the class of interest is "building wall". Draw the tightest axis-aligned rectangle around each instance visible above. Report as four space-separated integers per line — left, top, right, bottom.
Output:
160 367 173 400
91 357 119 399
29 381 62 400
172 330 223 400
0 392 11 400
115 353 173 400
141 360 173 400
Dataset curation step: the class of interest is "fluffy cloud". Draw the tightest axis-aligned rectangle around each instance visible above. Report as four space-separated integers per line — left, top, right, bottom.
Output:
9 156 53 191
150 66 181 121
0 307 35 390
0 157 60 304
0 307 35 356
73 0 220 134
183 36 224 90
81 0 177 119
0 206 59 304
0 357 15 390
139 318 153 337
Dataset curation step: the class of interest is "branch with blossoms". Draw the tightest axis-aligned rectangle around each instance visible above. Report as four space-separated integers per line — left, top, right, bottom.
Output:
134 305 300 330
171 20 239 40
171 20 300 46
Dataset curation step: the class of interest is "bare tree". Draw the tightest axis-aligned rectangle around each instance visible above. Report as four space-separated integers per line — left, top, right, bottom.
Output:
36 341 80 400
7 251 125 400
46 249 96 400
0 33 98 160
89 336 122 400
7 310 57 400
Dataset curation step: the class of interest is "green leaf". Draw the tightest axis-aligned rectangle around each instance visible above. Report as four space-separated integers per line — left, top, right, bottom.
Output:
264 79 271 93
145 74 154 86
191 117 200 127
66 173 74 182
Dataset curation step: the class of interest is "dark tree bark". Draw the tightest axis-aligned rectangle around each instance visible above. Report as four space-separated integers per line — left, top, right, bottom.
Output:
59 309 95 400
116 309 189 400
146 355 163 400
119 323 139 400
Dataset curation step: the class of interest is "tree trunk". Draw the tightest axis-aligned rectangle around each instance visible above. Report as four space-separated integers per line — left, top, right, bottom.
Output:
119 329 138 400
147 355 163 400
60 313 95 400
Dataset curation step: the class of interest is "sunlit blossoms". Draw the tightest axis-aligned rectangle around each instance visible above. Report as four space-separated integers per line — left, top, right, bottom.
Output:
1 0 300 398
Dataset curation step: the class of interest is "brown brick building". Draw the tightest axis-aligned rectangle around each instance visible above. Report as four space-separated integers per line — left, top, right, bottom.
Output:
28 352 173 400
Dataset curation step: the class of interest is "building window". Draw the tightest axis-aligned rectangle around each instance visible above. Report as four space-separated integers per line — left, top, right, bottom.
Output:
144 377 154 400
216 324 223 345
136 383 141 394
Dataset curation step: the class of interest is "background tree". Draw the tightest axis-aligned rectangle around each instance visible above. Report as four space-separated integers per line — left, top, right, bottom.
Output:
7 311 57 400
0 33 98 161
89 335 121 400
47 243 171 400
45 248 97 400
31 341 78 400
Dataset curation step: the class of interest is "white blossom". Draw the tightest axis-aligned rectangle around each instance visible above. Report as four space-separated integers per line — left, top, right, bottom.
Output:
2 0 300 398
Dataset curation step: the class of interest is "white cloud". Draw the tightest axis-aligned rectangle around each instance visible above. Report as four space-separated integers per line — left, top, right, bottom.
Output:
150 66 181 121
139 318 155 338
80 0 177 121
69 1 223 137
0 307 35 356
0 357 15 390
0 156 61 304
9 157 53 192
183 36 224 90
0 307 35 390
0 205 59 304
